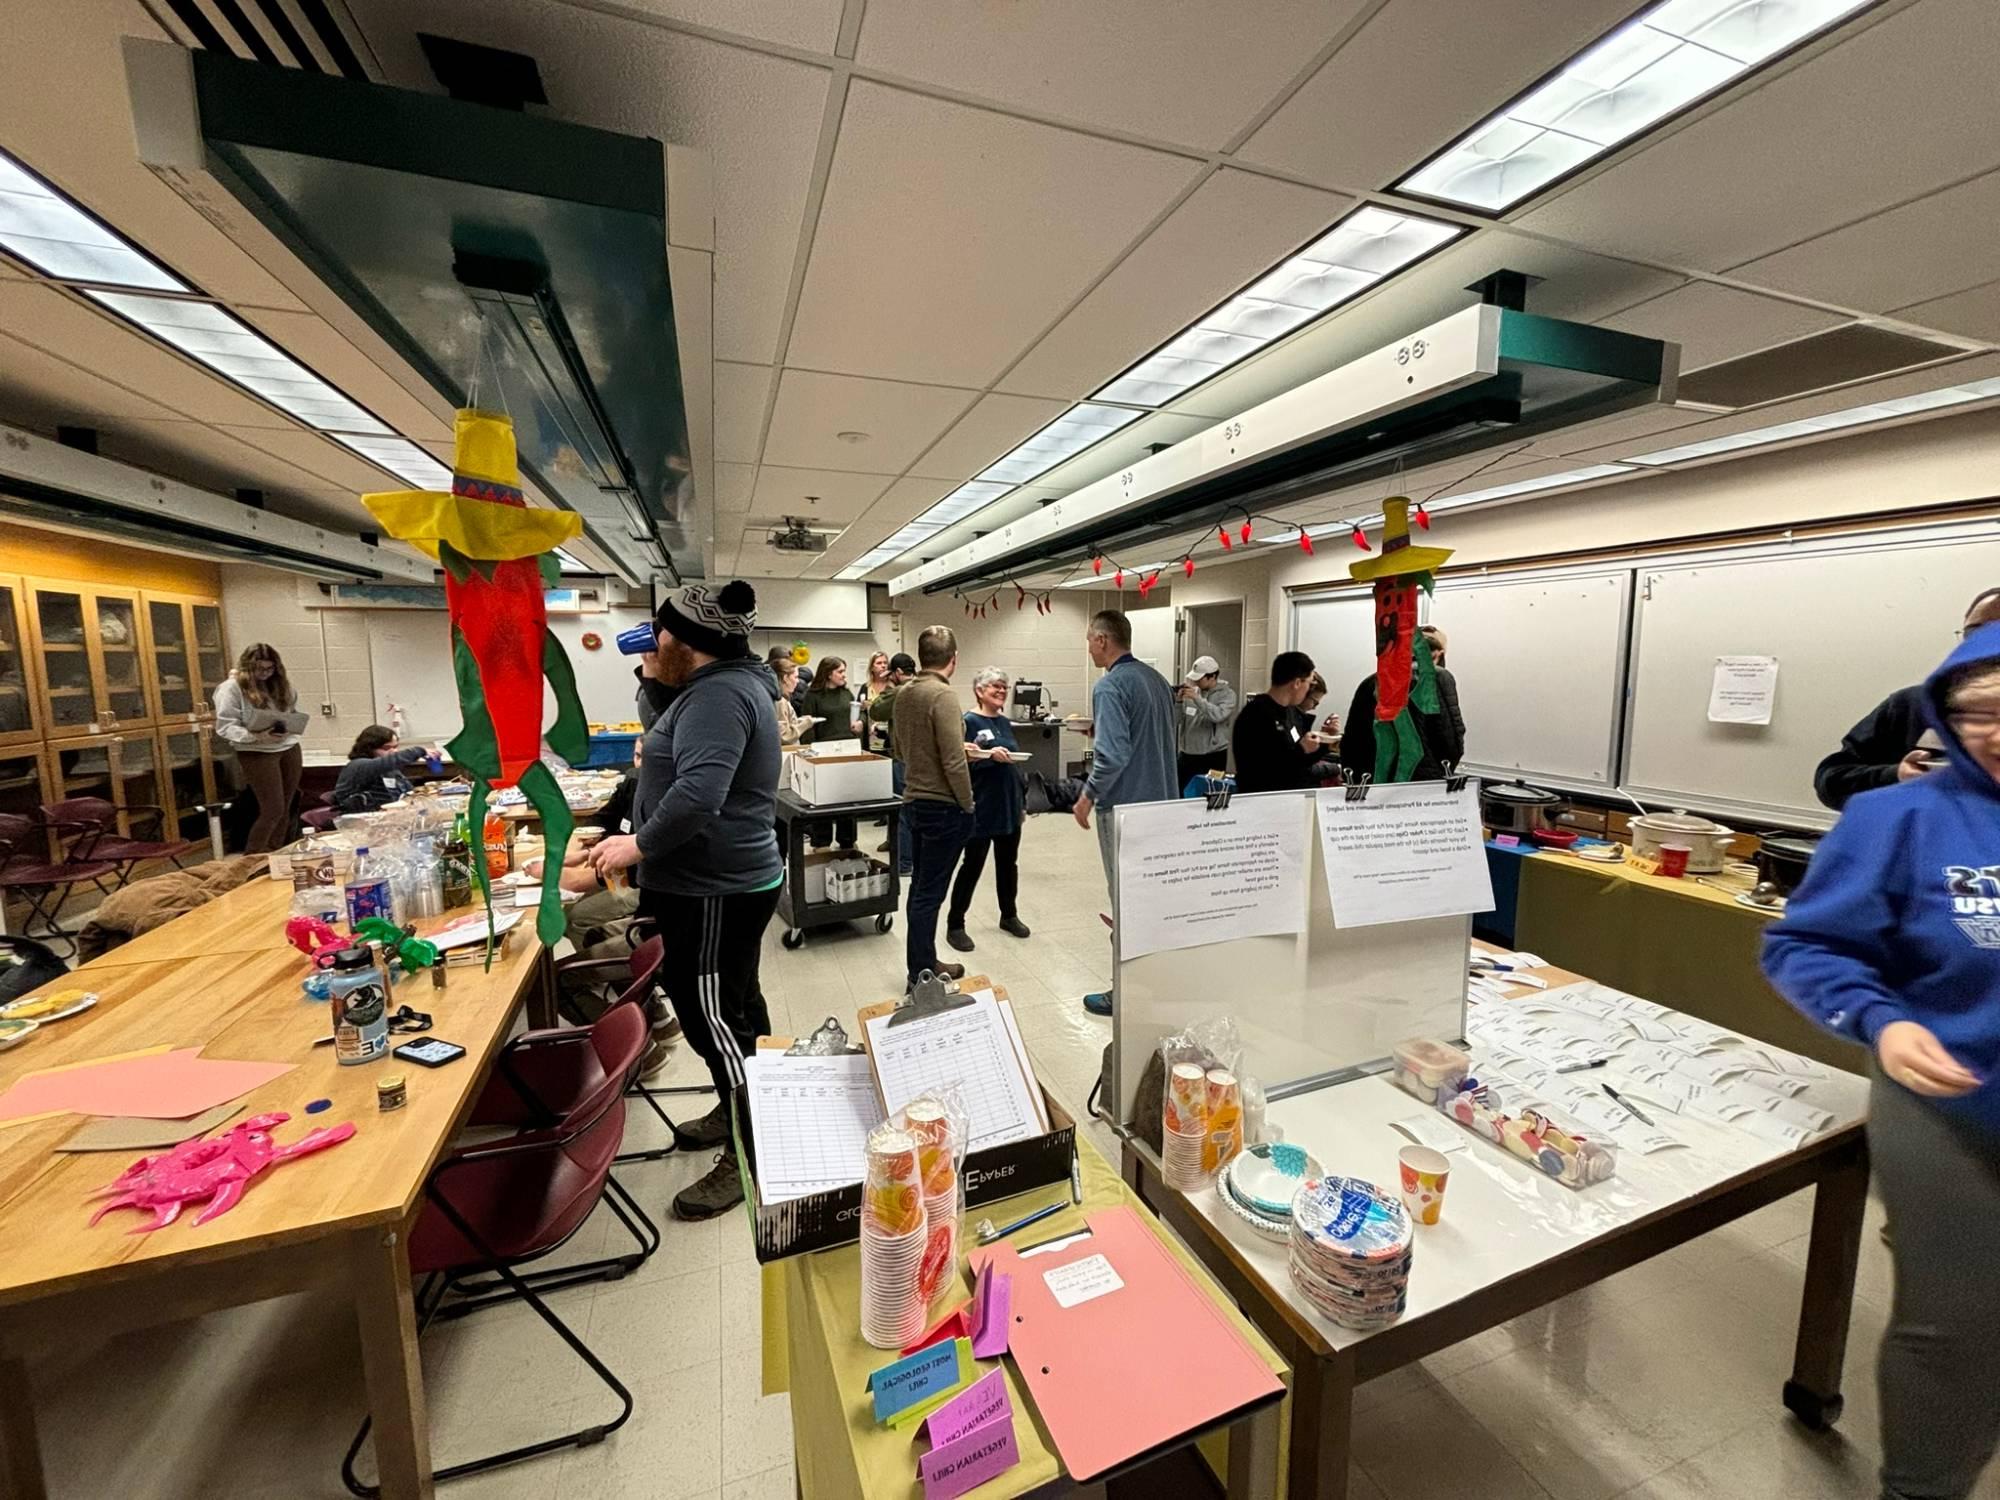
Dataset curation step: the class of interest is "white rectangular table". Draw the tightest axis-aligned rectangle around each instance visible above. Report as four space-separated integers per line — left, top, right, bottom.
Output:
1121 956 1870 1500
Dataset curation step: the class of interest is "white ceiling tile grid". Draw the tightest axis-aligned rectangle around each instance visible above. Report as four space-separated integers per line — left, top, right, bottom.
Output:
0 0 1993 588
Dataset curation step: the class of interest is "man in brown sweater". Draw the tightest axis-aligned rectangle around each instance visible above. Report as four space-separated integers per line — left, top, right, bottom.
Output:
892 625 975 987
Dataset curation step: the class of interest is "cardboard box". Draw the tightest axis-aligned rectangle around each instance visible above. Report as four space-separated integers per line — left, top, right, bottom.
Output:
737 1086 1077 1264
790 747 893 805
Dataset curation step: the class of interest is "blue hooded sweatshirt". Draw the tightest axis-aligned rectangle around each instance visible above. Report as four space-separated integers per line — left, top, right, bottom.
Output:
1763 622 2000 1137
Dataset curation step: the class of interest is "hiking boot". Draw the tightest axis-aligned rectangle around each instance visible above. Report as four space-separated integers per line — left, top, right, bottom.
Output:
673 1149 743 1221
671 1101 729 1152
946 927 975 953
998 916 1031 939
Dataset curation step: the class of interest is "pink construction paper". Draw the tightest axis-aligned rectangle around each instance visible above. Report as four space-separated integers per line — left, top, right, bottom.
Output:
918 1400 1018 1500
921 1369 1011 1450
0 1049 295 1123
969 1265 1010 1359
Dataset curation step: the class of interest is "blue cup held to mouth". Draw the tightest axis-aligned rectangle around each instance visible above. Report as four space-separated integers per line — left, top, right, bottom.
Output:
615 623 657 656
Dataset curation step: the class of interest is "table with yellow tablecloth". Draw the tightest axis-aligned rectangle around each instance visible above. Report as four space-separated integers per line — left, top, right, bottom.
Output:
1514 850 1865 1074
760 1130 1291 1499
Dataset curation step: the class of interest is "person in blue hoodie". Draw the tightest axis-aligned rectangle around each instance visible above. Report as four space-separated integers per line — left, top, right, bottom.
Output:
1764 622 2000 1500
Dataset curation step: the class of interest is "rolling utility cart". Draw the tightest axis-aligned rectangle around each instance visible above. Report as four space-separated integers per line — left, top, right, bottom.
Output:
773 790 902 949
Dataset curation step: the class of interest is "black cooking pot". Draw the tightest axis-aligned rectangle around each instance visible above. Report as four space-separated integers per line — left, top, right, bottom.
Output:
1480 781 1565 836
1754 833 1818 896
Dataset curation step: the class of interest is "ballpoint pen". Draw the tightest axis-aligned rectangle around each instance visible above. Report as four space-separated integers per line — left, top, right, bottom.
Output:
1601 1084 1655 1126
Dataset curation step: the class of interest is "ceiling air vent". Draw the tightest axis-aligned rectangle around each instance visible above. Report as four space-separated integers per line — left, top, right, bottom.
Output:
1678 324 1969 411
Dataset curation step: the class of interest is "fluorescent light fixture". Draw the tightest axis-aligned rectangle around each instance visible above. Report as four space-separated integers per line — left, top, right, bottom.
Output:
976 405 1143 487
554 547 590 574
331 433 452 489
1398 0 1877 212
1628 376 2000 466
1092 206 1461 409
86 291 392 436
0 151 187 291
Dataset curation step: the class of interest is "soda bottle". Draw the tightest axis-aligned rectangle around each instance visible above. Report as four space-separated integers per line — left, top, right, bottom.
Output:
344 846 394 928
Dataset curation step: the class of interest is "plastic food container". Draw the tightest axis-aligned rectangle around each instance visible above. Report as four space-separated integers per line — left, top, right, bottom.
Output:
1388 1038 1470 1105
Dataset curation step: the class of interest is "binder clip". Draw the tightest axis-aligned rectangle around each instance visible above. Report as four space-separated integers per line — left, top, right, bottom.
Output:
890 968 975 1027
785 1017 861 1055
1202 772 1234 812
1343 769 1373 803
1442 760 1471 795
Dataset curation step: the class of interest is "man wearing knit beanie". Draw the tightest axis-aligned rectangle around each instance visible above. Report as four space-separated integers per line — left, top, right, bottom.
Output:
590 579 782 1219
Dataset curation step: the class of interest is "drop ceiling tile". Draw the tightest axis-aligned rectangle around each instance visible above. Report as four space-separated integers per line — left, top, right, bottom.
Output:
234 307 453 442
998 169 1353 401
1520 402 1713 460
716 362 774 466
596 0 843 50
787 81 1203 387
905 394 1072 481
347 0 830 365
1600 283 1848 373
746 466 892 525
716 461 757 513
0 1 311 311
1730 169 2000 315
1520 0 2000 270
0 329 186 426
855 0 1366 149
0 281 300 429
1237 0 1641 190
761 368 974 474
1896 278 2000 346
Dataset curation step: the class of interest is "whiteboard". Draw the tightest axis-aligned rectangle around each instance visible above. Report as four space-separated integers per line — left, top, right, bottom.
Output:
1288 589 1378 716
739 577 869 631
1624 527 2000 827
364 610 460 745
1426 569 1631 789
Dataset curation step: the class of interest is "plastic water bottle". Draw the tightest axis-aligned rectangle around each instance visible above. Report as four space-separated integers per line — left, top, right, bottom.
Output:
344 846 394 929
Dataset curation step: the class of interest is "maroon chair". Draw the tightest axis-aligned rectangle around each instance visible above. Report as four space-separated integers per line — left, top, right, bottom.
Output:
299 806 338 832
549 932 710 1164
0 812 117 957
340 1003 646 1495
39 796 197 887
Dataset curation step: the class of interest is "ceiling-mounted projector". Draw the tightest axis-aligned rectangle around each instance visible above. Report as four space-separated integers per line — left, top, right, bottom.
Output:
767 516 835 553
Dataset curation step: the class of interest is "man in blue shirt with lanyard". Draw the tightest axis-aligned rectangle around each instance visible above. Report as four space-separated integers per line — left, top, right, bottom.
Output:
1072 609 1177 1015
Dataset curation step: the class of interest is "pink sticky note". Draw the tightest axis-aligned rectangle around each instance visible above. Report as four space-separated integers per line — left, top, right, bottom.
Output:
922 1369 1011 1450
919 1402 1019 1499
969 1265 1010 1360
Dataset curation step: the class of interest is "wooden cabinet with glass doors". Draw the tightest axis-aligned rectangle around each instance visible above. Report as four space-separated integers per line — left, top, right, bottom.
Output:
143 591 230 726
27 581 155 732
45 733 170 843
0 580 40 746
158 722 222 843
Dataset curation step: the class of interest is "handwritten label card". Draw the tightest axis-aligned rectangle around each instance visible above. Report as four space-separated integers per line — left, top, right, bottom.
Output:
923 1369 1011 1449
869 1338 967 1423
919 1408 1020 1499
970 1262 1011 1359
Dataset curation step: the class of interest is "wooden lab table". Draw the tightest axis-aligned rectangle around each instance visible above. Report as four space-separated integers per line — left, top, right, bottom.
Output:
69 873 298 968
1513 850 1865 1073
1121 956 1870 1500
0 911 555 1500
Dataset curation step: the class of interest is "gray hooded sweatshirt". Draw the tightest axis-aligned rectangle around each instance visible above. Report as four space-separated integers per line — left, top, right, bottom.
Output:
634 654 783 896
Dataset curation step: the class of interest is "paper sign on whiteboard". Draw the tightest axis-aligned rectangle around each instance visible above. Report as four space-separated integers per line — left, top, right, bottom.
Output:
1708 656 1779 725
1313 782 1495 928
1114 796 1310 961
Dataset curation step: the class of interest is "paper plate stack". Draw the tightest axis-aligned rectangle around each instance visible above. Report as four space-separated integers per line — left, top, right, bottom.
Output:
1288 1176 1415 1331
860 1126 930 1349
1221 1144 1320 1239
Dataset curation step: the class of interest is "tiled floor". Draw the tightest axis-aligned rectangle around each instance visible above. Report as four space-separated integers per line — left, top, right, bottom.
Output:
25 815 1988 1498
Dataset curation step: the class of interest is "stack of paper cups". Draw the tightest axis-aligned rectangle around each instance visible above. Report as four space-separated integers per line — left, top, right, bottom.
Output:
860 1125 930 1348
906 1099 960 1309
1163 1061 1210 1190
1202 1069 1243 1176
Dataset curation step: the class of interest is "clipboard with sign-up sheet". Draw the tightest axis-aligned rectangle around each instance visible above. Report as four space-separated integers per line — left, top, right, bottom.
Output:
968 1204 1283 1481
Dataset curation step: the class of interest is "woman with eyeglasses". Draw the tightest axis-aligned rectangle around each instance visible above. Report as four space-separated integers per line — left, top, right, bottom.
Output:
1765 621 2000 1500
945 666 1029 952
213 642 303 852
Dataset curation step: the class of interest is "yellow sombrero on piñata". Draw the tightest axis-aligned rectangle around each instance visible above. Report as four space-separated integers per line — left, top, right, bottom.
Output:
363 408 581 563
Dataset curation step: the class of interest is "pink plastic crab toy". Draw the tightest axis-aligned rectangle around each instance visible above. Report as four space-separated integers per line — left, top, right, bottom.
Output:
88 1112 356 1232
286 914 345 967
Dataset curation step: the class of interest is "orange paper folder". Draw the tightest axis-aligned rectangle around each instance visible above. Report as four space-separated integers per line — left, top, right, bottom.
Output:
968 1204 1281 1481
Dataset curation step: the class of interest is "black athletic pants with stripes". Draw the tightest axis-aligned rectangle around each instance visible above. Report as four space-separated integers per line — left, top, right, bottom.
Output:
639 884 781 1130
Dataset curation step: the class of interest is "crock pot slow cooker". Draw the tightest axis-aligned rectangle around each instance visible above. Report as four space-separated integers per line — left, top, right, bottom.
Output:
1754 833 1818 895
1629 809 1736 874
1480 781 1564 836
